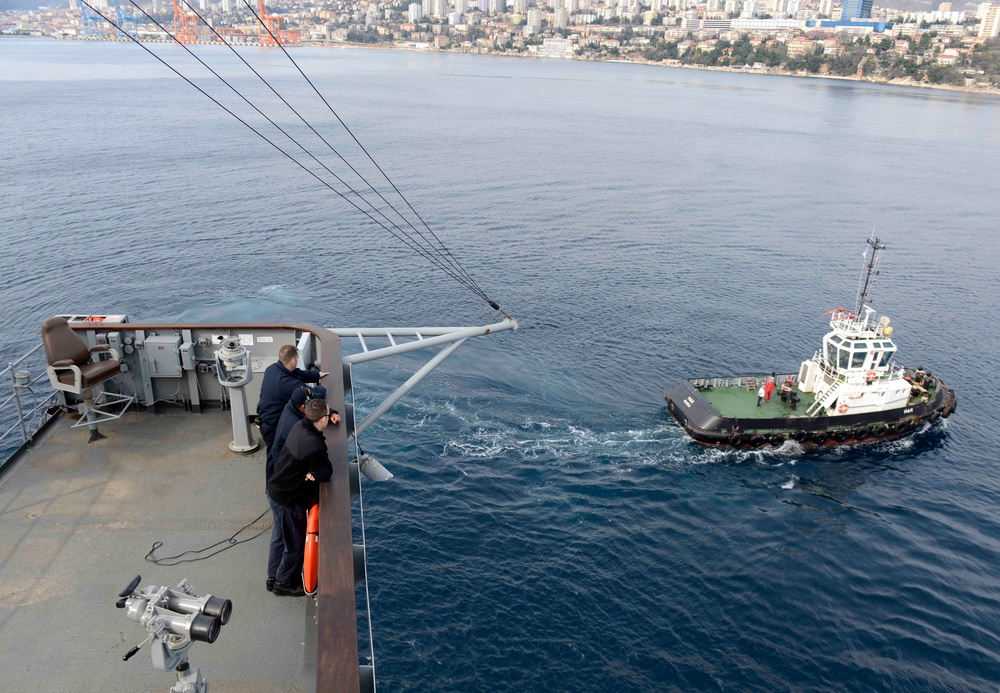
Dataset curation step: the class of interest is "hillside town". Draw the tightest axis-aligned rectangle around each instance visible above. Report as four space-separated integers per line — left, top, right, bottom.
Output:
3 0 1000 89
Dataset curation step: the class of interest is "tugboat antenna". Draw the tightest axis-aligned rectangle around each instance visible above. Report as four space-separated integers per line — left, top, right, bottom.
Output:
856 232 886 315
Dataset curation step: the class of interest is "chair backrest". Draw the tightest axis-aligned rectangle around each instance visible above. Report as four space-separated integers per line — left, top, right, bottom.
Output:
41 317 90 367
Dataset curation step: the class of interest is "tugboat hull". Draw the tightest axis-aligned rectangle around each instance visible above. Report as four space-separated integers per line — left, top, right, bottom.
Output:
664 378 956 448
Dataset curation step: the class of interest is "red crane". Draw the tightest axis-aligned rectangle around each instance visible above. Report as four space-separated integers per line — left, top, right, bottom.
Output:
257 0 300 46
172 0 198 43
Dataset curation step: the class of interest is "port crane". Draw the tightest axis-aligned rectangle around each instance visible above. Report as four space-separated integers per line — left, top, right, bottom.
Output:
113 0 138 38
172 0 199 43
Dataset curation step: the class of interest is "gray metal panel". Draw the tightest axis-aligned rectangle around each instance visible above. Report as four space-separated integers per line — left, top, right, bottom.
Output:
145 334 183 378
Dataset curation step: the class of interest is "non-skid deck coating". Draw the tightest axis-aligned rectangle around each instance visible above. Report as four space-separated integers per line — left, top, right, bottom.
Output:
700 385 818 419
699 380 938 420
0 409 306 692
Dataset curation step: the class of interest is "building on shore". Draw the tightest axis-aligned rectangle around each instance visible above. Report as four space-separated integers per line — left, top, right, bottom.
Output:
840 0 872 20
980 4 1000 38
539 36 574 58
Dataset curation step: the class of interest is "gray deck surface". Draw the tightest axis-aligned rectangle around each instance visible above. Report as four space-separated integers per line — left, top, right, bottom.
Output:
0 409 307 692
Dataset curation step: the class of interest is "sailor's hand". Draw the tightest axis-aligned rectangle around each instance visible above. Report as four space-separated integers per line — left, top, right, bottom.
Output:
319 371 329 379
330 414 340 425
305 473 315 481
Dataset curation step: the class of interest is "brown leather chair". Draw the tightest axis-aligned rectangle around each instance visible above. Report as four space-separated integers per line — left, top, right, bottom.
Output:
42 316 124 441
42 317 121 393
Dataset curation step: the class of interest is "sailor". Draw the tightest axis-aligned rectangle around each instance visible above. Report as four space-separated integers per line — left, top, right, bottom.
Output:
764 373 776 402
757 384 766 408
268 385 332 483
265 385 336 593
266 399 335 597
256 344 329 452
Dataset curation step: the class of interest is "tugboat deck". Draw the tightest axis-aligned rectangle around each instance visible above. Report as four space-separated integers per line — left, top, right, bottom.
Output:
698 379 818 420
0 408 305 692
692 374 939 421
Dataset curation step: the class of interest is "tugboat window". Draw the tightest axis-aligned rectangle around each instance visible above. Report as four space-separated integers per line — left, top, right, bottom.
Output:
879 350 893 367
827 342 838 366
839 349 850 370
851 349 867 369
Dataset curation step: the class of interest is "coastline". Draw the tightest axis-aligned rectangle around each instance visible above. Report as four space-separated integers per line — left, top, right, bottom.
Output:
330 40 1000 97
6 35 999 97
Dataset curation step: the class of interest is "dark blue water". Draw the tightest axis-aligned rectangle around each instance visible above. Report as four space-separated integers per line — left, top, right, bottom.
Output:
3 38 1000 691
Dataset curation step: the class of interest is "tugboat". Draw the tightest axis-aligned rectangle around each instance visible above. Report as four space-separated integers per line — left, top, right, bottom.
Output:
664 236 957 448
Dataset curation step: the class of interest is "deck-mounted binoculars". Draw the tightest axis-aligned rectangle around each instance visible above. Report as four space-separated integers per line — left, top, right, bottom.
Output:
116 575 232 693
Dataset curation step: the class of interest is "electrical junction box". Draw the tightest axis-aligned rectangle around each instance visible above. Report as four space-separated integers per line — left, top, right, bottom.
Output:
145 334 183 378
179 342 195 371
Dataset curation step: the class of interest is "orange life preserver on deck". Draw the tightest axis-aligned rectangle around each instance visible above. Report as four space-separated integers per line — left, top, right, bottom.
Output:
85 315 105 322
303 502 319 596
865 371 876 383
837 402 849 414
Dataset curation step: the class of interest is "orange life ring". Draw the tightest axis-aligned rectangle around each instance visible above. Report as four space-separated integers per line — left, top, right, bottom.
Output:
865 371 876 383
85 315 104 322
303 503 319 596
837 403 849 414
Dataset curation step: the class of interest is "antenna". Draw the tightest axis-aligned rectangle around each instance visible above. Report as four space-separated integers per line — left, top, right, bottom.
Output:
855 231 886 315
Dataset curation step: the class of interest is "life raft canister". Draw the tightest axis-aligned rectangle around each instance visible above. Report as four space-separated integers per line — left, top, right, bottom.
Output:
303 502 320 596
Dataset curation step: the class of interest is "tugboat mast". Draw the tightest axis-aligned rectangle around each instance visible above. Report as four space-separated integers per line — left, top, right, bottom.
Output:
855 233 886 315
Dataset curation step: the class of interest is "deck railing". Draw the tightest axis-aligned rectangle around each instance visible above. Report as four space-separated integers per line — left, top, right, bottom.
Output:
0 342 62 473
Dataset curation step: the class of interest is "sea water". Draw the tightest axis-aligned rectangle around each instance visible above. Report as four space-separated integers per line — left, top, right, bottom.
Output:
2 38 1000 691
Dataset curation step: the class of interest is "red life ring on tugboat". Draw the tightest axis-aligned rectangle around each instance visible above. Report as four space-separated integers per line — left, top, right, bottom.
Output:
303 503 320 596
837 403 849 414
865 371 876 383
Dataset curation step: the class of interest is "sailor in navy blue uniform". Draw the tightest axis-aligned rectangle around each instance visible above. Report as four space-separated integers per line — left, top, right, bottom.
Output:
264 385 334 592
266 398 336 597
256 344 328 452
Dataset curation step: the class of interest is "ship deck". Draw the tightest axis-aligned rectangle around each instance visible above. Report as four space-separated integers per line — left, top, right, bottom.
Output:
694 374 938 420
697 380 818 419
0 408 307 692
